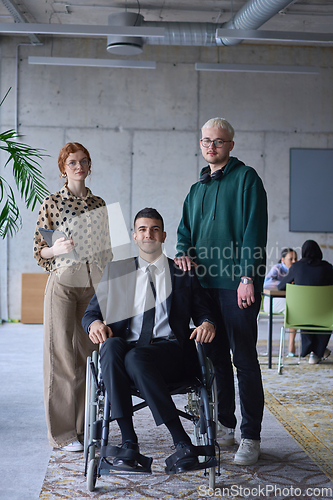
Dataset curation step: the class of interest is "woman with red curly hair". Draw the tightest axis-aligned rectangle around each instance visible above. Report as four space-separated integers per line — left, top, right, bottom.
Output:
33 142 112 451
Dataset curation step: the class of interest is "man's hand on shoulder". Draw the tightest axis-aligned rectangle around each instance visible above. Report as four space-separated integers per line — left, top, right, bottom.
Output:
88 320 113 344
190 321 215 343
174 256 197 271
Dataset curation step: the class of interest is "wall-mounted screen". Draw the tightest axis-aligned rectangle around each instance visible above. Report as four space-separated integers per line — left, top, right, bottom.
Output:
290 148 333 232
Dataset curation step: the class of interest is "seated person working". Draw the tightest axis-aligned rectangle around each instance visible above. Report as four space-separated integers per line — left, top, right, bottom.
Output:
278 239 333 364
264 247 297 356
82 207 215 474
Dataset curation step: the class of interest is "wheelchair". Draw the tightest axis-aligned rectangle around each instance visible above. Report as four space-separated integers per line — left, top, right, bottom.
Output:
84 341 220 492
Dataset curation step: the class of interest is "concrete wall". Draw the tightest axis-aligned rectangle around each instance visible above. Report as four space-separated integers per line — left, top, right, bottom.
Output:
1 37 333 319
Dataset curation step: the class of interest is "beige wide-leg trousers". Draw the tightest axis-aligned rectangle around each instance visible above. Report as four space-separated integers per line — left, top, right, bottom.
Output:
43 263 101 448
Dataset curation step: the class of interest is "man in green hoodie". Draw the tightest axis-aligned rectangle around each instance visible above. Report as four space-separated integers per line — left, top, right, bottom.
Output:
175 117 267 466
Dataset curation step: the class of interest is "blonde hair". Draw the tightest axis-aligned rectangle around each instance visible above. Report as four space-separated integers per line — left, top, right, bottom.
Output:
201 117 235 140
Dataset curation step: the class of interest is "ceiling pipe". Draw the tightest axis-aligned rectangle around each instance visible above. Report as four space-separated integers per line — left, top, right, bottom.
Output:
143 22 218 47
106 12 219 54
216 0 299 46
133 0 298 48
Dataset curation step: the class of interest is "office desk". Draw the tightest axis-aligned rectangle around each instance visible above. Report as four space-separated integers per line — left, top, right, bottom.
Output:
262 288 286 368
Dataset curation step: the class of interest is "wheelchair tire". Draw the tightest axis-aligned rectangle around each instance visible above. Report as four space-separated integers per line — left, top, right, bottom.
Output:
87 458 98 491
84 350 99 460
84 355 92 458
191 354 218 490
192 357 218 446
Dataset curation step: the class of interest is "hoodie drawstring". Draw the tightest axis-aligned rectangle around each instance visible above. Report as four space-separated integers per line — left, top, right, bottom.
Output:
201 189 206 219
212 181 221 220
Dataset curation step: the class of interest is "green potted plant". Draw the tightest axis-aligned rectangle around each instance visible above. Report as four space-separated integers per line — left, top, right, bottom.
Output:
0 88 49 238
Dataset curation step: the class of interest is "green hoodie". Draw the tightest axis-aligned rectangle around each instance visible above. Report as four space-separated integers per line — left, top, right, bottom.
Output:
176 157 268 291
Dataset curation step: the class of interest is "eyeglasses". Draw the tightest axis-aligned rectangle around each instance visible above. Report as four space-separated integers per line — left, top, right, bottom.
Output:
66 159 90 170
200 139 232 148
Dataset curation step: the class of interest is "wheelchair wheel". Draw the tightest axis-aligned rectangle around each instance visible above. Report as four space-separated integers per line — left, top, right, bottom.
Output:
191 357 218 446
189 355 218 490
87 458 98 492
84 350 99 461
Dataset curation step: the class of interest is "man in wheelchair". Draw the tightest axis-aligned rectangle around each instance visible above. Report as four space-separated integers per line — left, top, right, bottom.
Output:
82 207 215 474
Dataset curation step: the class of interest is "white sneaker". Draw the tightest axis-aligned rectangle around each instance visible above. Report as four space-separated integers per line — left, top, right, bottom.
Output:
234 439 260 465
61 440 83 452
217 422 235 446
309 352 320 364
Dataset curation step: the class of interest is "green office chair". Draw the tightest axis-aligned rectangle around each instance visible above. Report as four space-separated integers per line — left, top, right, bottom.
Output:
277 284 333 374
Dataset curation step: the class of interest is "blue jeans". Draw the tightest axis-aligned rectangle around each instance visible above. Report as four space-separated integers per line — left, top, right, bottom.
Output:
204 289 264 440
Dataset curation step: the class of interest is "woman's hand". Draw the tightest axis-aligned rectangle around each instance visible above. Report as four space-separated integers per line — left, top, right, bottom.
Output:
40 236 75 259
52 237 75 256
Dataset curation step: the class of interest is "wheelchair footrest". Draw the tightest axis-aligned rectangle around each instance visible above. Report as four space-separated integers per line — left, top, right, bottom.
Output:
165 443 216 474
100 445 153 474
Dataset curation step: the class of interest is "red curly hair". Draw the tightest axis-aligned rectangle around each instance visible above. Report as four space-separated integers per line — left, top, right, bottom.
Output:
58 142 91 176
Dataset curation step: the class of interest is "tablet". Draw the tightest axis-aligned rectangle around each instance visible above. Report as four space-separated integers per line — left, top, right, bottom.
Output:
38 228 79 260
38 228 67 247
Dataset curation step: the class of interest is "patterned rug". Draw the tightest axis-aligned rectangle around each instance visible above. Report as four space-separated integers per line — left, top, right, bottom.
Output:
39 347 333 499
260 349 333 483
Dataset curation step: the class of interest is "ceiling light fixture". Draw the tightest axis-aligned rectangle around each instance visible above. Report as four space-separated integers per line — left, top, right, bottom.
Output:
195 63 320 74
28 56 156 69
0 22 165 38
215 28 333 44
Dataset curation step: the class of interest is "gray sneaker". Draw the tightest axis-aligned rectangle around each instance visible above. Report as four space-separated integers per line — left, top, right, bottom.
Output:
217 422 235 446
234 439 260 465
309 352 320 364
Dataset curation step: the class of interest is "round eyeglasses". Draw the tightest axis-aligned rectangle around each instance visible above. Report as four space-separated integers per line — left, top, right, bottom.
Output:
66 159 90 170
200 139 231 148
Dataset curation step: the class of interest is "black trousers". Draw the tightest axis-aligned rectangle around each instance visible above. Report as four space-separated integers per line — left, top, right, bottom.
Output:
99 337 183 426
301 331 331 358
204 289 264 441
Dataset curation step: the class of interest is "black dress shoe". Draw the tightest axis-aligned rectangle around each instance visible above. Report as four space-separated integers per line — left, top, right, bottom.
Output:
113 440 139 470
165 441 200 474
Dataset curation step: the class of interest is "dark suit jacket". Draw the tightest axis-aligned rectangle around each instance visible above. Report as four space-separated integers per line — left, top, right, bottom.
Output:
82 256 215 352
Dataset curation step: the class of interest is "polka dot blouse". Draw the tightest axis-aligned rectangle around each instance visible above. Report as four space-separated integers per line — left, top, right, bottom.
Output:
33 185 113 272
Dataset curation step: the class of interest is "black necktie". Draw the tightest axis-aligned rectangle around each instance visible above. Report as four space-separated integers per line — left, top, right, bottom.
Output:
136 265 157 347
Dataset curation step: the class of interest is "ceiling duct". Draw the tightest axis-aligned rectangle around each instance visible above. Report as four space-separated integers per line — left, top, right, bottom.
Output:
1 1 326 51
219 0 300 46
105 0 301 51
107 12 144 55
143 22 218 47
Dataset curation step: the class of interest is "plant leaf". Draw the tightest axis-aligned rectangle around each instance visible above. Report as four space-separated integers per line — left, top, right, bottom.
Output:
0 87 11 108
0 178 21 238
0 88 50 239
0 129 50 212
